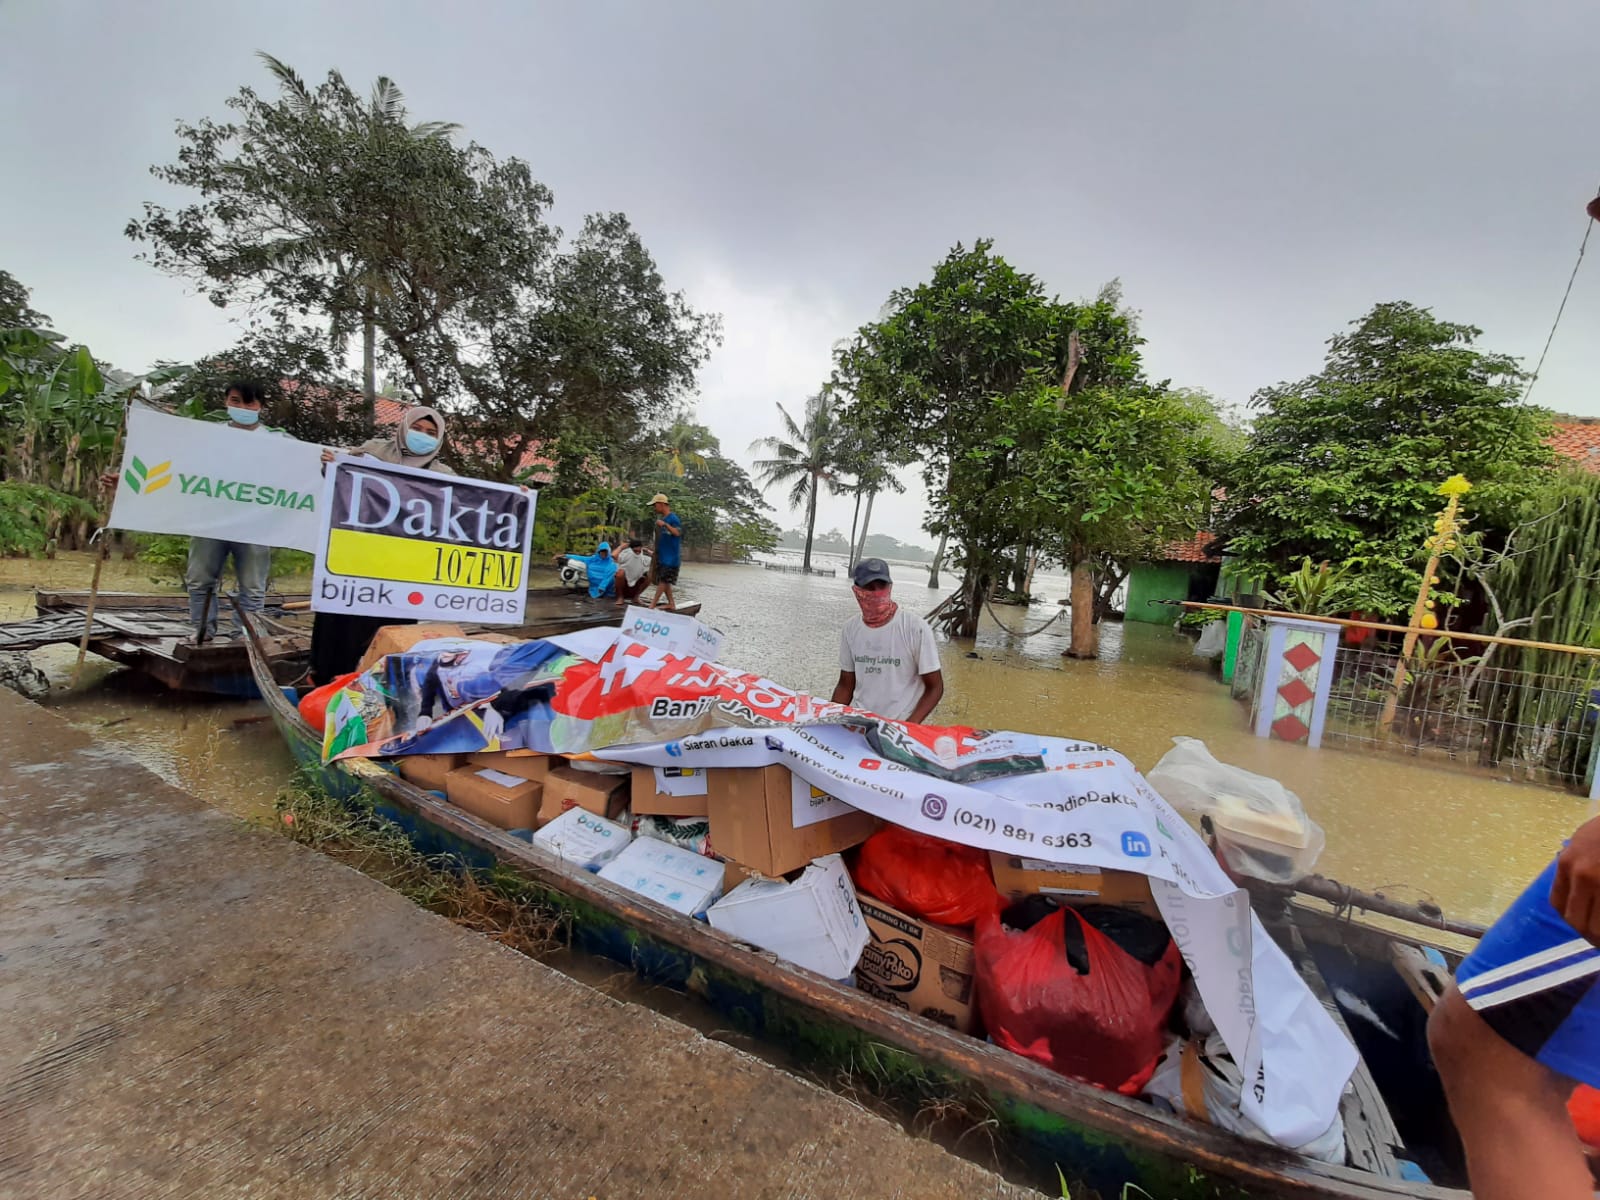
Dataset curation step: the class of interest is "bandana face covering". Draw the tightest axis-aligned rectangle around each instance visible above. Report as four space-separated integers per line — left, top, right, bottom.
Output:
853 584 898 628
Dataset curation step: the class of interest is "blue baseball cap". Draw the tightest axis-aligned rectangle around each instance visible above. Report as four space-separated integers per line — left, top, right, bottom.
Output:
851 557 892 586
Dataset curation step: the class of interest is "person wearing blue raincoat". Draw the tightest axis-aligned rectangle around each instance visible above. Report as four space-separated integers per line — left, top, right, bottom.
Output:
555 541 620 599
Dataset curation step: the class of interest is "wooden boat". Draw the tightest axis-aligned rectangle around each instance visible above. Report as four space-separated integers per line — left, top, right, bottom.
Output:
15 589 698 699
243 613 1470 1198
23 590 312 698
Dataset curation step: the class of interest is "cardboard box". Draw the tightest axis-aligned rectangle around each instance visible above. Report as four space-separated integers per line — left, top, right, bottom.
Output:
854 893 979 1034
631 764 710 817
533 808 632 871
708 855 869 979
469 751 559 783
397 753 466 793
988 852 1156 915
539 766 629 825
598 838 724 916
445 765 542 831
722 858 763 893
357 622 467 672
706 765 878 877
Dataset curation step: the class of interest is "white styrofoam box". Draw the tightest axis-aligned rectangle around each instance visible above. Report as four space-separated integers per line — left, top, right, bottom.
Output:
533 808 633 872
597 837 724 917
706 854 868 978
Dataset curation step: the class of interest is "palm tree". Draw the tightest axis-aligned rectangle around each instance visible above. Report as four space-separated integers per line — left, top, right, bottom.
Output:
659 417 717 478
257 54 459 424
751 393 842 573
847 458 904 569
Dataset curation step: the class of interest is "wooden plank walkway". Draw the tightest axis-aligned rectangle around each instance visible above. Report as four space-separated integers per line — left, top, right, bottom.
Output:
0 688 1036 1200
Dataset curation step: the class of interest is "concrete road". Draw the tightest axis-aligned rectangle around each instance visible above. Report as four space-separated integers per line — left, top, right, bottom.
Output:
0 688 1040 1199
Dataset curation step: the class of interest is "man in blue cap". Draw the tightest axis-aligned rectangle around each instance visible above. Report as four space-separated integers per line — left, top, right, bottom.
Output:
554 541 619 600
831 557 944 723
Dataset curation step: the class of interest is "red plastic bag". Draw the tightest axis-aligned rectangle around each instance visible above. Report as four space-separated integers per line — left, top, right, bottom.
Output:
854 826 1002 927
973 906 1182 1093
298 672 360 734
1571 1085 1600 1150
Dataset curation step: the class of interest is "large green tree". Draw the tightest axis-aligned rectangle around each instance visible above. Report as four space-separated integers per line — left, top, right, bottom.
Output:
996 383 1221 656
1220 301 1554 612
833 243 1154 643
129 56 717 474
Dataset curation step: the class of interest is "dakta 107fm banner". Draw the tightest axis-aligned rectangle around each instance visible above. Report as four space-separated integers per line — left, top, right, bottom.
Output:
311 455 536 623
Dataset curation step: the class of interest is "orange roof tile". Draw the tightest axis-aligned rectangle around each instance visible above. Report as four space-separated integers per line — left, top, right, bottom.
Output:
1549 421 1600 473
1161 531 1219 563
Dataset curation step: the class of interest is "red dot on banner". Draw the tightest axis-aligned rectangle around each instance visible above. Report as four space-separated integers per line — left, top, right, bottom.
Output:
408 592 424 605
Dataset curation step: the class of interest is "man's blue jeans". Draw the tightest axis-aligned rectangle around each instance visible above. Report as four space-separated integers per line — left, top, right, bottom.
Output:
185 537 270 637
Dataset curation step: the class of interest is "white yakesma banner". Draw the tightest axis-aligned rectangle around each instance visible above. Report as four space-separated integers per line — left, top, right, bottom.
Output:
108 404 325 551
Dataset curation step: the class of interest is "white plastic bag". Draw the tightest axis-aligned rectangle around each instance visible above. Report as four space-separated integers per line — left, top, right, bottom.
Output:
1192 620 1227 659
1145 737 1325 884
1144 1034 1347 1165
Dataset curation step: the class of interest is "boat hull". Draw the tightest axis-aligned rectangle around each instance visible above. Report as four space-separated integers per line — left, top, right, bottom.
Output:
248 623 1461 1200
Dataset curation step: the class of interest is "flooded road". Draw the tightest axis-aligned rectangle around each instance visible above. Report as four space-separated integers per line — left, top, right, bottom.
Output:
10 552 1587 927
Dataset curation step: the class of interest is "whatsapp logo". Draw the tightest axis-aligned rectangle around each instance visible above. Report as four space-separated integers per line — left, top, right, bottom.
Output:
124 456 172 495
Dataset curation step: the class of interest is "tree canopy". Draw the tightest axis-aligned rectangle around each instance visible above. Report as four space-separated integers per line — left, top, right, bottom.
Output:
128 55 719 480
831 241 1218 652
1219 301 1554 611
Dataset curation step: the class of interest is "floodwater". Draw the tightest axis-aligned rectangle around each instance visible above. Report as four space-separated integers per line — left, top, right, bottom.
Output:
9 551 1588 927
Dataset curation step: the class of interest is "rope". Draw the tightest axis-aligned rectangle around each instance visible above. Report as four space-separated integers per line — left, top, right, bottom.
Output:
1522 188 1598 404
982 597 1068 638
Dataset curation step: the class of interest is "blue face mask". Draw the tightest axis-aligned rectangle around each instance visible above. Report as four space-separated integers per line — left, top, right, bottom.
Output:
405 430 440 456
227 405 260 427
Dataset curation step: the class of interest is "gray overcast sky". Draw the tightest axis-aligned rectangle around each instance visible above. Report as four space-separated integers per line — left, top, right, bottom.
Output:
4 1 1599 545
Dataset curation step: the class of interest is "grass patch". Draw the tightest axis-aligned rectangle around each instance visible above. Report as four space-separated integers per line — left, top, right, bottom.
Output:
273 771 566 958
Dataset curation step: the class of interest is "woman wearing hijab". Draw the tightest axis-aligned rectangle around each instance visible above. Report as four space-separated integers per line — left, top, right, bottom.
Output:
311 407 457 682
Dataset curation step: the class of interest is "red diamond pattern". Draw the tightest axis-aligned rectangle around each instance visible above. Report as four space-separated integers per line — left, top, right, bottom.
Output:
1278 678 1315 709
1283 641 1321 673
1272 713 1311 743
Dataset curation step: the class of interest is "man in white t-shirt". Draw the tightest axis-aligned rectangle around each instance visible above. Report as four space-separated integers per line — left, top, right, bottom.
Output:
831 558 944 723
613 538 653 608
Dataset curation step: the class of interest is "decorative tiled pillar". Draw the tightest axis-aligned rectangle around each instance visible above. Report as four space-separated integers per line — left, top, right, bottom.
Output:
1253 616 1339 749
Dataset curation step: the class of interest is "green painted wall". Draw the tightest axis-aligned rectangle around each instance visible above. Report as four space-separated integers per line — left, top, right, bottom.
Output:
1125 562 1197 624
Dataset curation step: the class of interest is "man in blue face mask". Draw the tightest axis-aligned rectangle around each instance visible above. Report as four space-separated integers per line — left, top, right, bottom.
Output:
184 381 280 642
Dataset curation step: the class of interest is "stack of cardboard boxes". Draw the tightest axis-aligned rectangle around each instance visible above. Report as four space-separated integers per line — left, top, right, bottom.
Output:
392 743 1171 1055
359 621 1173 1065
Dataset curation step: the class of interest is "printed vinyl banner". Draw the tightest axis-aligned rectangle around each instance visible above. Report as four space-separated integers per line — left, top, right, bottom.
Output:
312 455 536 624
621 604 726 660
108 404 326 551
321 629 1356 1147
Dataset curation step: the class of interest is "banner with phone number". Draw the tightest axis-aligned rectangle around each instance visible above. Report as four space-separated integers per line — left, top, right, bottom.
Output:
311 455 535 623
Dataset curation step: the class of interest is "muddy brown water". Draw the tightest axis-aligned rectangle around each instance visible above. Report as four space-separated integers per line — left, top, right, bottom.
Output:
5 550 1578 1190
7 551 1587 927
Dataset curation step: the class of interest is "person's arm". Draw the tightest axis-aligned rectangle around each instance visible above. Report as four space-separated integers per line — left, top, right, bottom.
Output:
831 671 856 706
907 671 944 724
1552 816 1600 943
832 631 855 704
659 516 681 538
